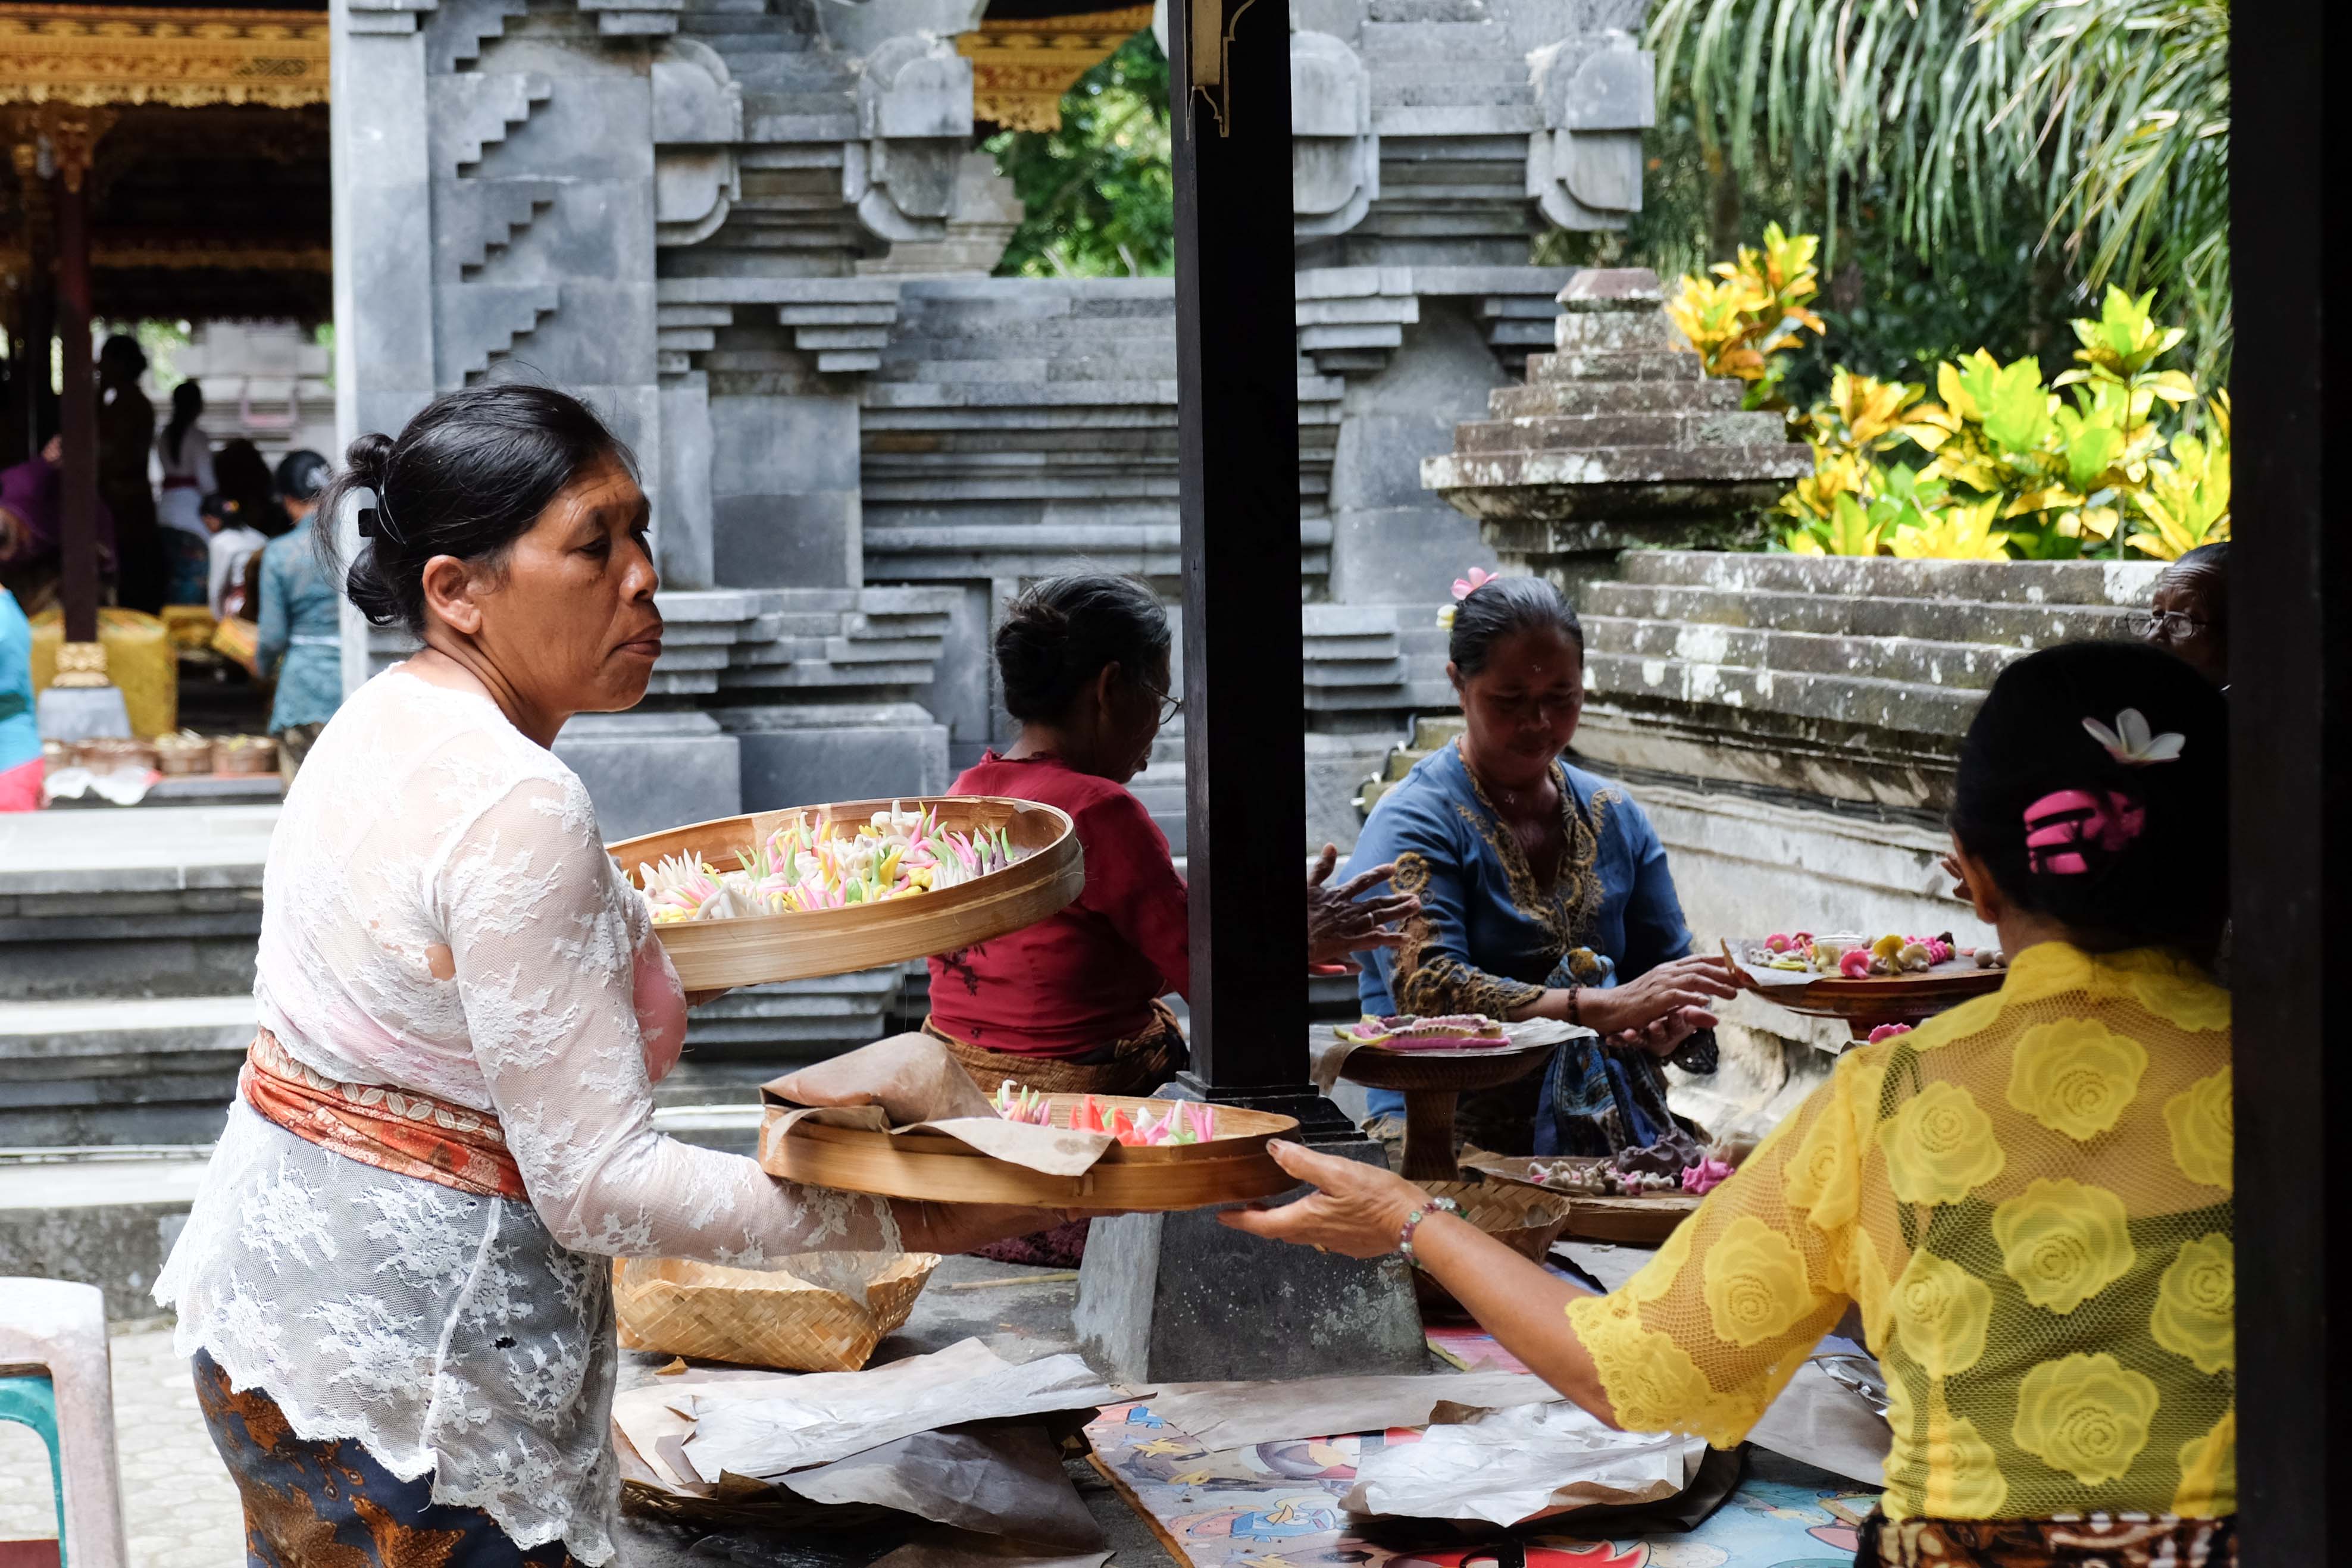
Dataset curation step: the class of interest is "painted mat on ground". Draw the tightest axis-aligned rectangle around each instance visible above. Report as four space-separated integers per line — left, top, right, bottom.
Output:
1087 1398 1874 1568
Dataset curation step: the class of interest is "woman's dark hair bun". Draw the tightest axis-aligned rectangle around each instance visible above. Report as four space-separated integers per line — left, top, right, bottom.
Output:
996 573 1170 723
1449 574 1583 677
312 385 633 639
344 430 395 489
1952 640 2228 960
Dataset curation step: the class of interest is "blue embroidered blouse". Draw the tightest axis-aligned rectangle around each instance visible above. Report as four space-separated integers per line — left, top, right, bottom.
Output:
1345 739 1715 1153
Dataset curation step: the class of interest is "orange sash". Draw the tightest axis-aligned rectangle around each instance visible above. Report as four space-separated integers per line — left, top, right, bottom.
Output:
239 1029 528 1200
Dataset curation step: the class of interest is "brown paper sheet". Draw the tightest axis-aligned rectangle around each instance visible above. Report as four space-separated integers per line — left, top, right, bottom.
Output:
781 1426 1103 1550
762 1034 1119 1176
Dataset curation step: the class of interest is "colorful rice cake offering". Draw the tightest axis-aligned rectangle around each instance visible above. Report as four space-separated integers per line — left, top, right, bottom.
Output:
1334 1013 1510 1051
989 1081 1219 1147
1740 929 1979 978
635 801 1031 924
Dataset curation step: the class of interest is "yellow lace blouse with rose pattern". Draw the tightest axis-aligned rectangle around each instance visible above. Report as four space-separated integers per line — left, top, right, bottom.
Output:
1567 943 2232 1522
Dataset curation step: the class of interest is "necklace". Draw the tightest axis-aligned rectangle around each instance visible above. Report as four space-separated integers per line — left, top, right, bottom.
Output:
1456 737 1547 813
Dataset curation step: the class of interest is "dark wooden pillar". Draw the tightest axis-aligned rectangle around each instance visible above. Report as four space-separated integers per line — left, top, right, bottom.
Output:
1168 0 1311 1093
2229 0 2343 1558
4 143 53 469
52 139 99 647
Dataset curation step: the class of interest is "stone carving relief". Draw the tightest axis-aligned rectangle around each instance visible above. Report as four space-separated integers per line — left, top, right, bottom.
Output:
1525 30 1653 231
653 37 743 247
1290 30 1376 241
845 34 977 243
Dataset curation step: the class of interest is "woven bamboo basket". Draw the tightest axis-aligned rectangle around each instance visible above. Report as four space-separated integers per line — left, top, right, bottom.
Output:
612 1251 941 1372
759 1094 1299 1210
608 796 1085 990
1409 1179 1577 1321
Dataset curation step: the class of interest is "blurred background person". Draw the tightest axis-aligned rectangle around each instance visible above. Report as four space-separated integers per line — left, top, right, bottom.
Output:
255 449 342 780
202 437 275 618
157 380 216 606
98 334 163 614
2135 542 2228 690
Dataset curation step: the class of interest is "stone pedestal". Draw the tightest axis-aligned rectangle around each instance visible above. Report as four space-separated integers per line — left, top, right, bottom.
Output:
1422 267 1813 597
36 683 132 744
1075 1084 1424 1382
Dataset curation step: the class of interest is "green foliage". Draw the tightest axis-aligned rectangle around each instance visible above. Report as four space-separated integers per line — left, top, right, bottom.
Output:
986 32 1174 280
1658 222 1825 409
1729 237 2232 561
1642 0 2229 381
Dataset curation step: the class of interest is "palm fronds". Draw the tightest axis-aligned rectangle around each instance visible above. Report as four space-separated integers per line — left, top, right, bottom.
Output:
1647 0 2231 376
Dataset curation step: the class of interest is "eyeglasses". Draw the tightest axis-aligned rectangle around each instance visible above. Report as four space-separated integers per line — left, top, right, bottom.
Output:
1144 686 1183 725
2126 611 2212 639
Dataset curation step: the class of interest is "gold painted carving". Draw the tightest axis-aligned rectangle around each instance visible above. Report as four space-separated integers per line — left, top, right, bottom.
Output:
956 5 1152 132
51 640 108 687
0 5 330 109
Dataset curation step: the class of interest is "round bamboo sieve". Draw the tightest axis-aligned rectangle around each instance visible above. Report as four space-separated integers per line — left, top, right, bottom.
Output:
608 796 1085 990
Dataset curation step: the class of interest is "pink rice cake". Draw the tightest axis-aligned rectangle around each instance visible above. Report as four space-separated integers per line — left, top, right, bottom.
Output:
1335 1013 1510 1051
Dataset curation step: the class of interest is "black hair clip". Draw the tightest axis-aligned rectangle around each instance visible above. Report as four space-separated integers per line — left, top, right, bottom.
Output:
358 504 403 546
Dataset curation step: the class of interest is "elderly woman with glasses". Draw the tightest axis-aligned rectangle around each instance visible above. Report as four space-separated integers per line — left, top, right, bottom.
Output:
922 572 1418 1110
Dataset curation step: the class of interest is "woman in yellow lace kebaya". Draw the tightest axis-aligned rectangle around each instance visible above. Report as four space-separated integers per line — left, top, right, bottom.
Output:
1226 641 2234 1568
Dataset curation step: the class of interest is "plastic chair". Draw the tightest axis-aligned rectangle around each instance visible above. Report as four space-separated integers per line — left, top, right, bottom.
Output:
0 1281 127 1568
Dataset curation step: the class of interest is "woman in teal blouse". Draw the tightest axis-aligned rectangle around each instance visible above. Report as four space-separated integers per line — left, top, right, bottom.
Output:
254 450 343 777
1 585 40 810
1346 575 1735 1156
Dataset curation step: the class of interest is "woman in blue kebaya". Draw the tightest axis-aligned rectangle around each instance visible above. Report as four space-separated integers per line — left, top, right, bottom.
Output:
1345 574 1735 1157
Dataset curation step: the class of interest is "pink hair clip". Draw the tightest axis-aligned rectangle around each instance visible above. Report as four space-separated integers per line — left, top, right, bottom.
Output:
1451 567 1498 601
2082 709 2184 766
2023 788 2146 875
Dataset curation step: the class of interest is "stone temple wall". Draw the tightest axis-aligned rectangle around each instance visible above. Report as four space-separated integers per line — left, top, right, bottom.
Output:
329 0 1660 854
295 0 1666 1088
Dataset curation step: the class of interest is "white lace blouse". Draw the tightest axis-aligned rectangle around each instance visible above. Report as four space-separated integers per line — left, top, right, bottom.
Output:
157 669 899 1561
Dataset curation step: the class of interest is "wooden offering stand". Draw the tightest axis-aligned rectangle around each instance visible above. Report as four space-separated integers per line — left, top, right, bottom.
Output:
1337 1041 1557 1181
1722 941 2004 1042
609 796 1084 991
759 1094 1300 1212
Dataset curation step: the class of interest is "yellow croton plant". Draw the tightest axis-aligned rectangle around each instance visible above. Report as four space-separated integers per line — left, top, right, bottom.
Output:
1666 238 2231 562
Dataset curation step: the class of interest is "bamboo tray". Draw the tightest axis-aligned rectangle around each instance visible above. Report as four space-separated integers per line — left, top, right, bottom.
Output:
608 796 1085 990
758 1094 1300 1211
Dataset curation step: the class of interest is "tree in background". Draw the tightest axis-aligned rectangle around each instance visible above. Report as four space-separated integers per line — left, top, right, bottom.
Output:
987 32 1174 279
1642 0 2229 381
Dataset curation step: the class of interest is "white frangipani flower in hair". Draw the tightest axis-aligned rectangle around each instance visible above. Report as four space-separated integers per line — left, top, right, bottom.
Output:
2081 708 2185 765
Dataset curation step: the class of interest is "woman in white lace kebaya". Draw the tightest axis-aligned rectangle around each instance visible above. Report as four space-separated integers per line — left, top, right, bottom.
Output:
155 386 1057 1566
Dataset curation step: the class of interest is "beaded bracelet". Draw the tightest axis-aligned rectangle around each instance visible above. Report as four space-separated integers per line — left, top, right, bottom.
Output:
1398 1195 1460 1270
1565 985 1582 1028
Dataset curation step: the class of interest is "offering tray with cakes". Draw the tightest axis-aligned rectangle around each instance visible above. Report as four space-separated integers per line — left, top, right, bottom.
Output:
608 796 1084 989
1722 929 2007 1040
1459 1130 1729 1247
754 1036 1300 1211
1326 1015 1565 1181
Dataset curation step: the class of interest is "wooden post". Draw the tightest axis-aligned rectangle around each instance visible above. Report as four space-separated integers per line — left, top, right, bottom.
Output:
4 143 52 470
1167 0 1311 1093
51 129 99 650
2229 0 2342 1555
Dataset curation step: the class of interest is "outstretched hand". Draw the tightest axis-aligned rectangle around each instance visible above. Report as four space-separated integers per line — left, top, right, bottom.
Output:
1216 1140 1425 1259
1305 844 1420 968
